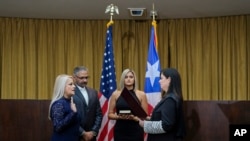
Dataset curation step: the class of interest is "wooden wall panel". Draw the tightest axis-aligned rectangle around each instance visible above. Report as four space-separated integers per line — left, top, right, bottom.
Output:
0 100 249 141
0 100 52 141
40 100 52 141
184 101 229 141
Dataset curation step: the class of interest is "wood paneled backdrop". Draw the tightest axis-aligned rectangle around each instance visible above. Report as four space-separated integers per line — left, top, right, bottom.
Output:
0 100 249 141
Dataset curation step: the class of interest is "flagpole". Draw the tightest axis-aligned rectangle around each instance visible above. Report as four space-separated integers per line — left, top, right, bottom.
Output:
152 3 155 21
144 3 161 114
151 3 158 51
97 4 119 141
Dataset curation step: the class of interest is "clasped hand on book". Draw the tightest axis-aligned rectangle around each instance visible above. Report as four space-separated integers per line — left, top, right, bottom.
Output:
117 110 151 121
118 114 140 122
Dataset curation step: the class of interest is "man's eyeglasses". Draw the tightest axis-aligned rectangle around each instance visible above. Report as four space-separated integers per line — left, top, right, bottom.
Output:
76 76 89 80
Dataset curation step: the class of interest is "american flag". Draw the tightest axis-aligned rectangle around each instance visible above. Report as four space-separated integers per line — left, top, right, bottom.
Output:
144 21 161 115
97 25 117 141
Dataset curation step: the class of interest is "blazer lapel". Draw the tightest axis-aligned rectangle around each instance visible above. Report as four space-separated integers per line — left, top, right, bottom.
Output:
153 96 168 110
154 93 177 111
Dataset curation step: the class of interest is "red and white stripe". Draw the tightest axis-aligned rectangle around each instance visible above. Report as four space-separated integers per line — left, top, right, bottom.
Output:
97 93 115 141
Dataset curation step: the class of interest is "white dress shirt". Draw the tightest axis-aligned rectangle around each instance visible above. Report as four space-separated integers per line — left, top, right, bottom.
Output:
77 86 89 105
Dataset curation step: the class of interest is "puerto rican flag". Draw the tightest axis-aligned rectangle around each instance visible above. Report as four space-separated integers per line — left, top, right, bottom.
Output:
144 24 161 115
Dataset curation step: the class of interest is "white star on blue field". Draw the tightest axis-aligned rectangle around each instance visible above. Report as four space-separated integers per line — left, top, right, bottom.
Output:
145 60 160 87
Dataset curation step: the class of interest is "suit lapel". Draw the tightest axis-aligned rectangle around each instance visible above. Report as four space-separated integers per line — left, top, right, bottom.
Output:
85 87 91 105
75 86 88 106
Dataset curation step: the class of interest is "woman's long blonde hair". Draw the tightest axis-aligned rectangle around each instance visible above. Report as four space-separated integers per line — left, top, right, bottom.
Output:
48 74 72 120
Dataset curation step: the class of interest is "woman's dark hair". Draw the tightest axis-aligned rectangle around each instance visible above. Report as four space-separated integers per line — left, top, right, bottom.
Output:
160 68 183 100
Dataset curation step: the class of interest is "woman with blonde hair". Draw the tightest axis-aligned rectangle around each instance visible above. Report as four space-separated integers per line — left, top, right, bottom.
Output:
108 69 148 141
48 74 80 141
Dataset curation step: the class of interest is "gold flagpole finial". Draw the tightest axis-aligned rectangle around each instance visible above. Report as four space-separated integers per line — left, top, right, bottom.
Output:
105 4 119 27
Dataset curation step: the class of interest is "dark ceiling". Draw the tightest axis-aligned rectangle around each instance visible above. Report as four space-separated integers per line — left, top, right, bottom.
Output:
0 0 250 20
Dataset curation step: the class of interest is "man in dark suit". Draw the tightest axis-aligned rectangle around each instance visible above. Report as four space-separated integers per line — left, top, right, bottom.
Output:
73 66 103 141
